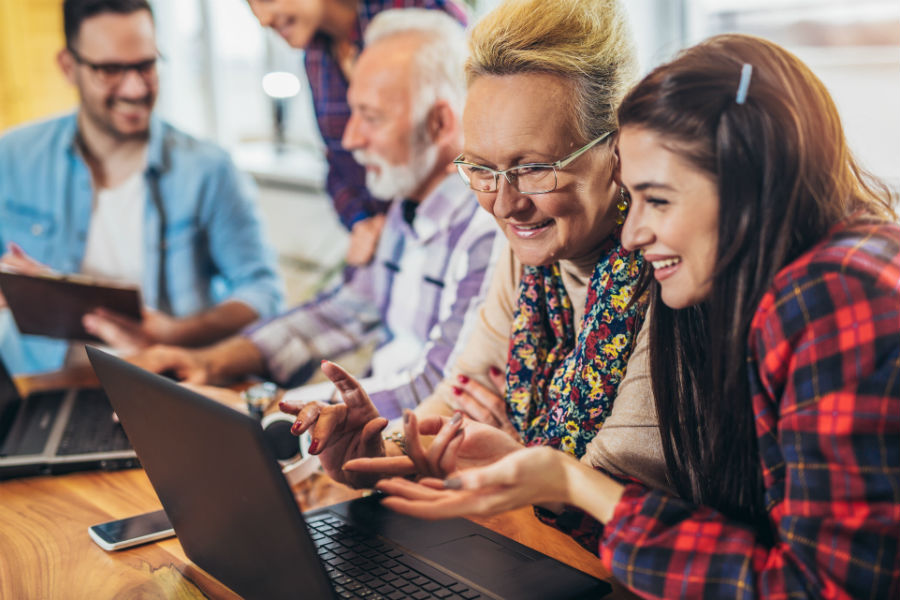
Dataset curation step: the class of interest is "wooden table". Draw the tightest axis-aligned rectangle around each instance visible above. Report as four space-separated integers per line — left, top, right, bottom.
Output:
0 373 633 599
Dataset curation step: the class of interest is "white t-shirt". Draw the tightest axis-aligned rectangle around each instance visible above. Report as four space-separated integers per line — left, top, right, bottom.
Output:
64 168 147 367
81 169 146 286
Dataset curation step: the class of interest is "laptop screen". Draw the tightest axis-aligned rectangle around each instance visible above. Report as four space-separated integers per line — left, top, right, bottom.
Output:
0 360 22 443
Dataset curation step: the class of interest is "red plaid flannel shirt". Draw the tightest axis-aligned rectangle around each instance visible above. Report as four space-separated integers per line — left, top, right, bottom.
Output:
545 220 900 598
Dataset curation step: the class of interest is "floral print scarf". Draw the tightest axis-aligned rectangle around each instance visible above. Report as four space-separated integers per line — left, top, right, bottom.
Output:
505 233 644 457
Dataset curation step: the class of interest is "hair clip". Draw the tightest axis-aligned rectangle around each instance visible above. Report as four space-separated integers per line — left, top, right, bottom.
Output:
735 63 753 105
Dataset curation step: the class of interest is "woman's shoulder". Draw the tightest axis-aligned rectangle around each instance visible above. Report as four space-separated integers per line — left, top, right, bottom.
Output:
753 220 900 340
773 220 900 297
748 221 899 409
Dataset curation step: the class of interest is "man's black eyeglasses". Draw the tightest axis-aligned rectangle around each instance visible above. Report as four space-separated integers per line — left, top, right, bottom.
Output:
68 47 159 86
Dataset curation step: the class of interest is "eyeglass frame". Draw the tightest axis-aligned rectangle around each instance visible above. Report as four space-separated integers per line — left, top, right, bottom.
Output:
452 129 614 195
67 46 161 86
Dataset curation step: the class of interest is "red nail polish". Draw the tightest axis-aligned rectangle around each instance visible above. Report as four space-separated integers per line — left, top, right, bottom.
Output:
489 366 501 376
291 421 303 435
457 374 469 384
308 438 320 454
452 386 463 396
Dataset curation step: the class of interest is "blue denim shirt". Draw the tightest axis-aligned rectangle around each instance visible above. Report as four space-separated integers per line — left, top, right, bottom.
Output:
0 113 283 374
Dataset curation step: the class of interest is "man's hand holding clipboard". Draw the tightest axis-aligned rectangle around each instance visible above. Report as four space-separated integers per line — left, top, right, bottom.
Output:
0 243 142 343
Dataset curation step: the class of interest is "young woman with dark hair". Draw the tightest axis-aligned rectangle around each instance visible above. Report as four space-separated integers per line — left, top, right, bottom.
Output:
374 34 900 598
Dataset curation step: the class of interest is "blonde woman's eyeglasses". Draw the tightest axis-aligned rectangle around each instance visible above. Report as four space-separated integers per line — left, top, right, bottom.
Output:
453 130 613 194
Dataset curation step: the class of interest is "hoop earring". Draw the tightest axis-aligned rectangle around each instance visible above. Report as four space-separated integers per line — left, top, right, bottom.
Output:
615 188 629 225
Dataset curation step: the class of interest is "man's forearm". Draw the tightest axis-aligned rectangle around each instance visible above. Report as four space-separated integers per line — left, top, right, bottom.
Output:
171 300 259 347
197 335 268 384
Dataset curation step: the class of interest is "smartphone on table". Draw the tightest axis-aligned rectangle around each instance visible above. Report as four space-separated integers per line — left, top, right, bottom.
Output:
88 509 175 551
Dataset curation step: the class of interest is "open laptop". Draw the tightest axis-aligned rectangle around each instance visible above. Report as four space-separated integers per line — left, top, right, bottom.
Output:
87 347 611 600
0 357 136 479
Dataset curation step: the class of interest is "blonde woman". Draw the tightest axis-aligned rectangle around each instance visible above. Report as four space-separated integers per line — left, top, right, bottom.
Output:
284 0 671 494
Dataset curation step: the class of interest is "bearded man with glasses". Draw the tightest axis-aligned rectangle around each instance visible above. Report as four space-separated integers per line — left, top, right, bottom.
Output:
0 0 283 375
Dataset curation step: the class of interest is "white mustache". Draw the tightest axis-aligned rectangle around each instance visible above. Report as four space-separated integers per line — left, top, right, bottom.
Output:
352 150 387 170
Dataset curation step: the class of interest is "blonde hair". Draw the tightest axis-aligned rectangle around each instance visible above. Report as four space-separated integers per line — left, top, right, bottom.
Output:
466 0 637 143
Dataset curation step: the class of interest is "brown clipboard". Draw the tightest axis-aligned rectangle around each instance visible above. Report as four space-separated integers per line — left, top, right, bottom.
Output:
0 270 142 341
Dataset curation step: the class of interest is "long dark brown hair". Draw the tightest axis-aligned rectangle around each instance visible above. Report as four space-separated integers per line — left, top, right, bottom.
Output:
618 34 896 532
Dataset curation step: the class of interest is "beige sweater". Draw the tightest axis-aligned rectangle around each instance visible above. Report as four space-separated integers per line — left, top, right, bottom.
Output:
420 243 672 493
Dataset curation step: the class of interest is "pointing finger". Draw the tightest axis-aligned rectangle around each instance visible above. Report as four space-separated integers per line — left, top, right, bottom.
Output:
320 361 373 409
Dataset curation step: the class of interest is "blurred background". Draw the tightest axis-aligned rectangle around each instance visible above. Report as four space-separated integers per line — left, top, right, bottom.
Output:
1 0 897 301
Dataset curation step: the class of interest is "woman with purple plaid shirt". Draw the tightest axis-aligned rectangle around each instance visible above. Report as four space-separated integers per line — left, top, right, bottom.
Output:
376 34 900 599
246 0 467 265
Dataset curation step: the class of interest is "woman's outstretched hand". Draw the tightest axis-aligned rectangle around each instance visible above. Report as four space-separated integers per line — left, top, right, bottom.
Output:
279 360 388 488
376 446 627 524
373 446 573 519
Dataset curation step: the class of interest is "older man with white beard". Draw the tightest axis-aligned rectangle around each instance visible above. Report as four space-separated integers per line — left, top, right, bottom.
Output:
131 9 500 421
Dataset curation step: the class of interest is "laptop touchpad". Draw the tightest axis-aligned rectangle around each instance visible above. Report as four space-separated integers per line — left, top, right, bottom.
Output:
426 534 534 577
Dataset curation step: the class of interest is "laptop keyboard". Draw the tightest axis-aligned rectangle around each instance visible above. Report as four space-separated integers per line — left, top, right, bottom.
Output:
57 389 131 455
0 391 66 456
309 514 484 600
